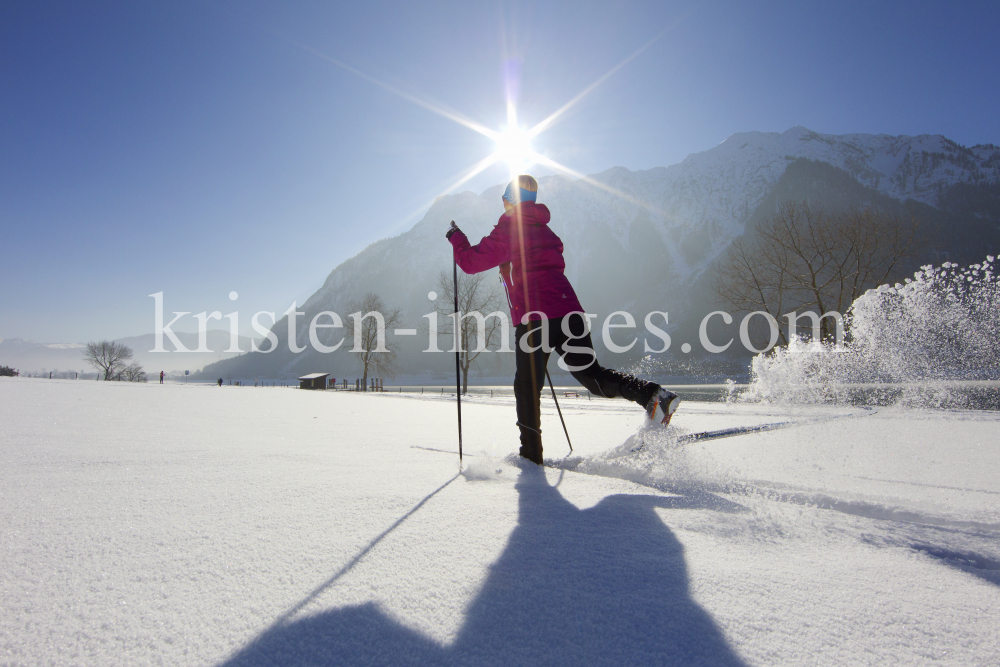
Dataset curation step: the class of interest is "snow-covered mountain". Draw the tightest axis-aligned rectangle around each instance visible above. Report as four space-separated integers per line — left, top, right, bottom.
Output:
203 126 999 379
0 338 88 374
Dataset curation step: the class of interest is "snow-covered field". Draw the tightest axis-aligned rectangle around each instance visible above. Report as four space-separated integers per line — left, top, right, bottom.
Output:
2 379 998 666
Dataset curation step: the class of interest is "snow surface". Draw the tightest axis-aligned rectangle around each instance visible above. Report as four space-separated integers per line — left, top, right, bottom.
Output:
2 378 998 665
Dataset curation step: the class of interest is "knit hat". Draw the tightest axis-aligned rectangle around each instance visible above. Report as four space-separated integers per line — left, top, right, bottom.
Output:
502 174 538 206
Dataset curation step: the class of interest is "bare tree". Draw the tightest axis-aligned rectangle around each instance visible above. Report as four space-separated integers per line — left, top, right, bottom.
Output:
715 202 921 345
436 269 508 394
348 293 402 391
120 362 147 382
84 340 134 380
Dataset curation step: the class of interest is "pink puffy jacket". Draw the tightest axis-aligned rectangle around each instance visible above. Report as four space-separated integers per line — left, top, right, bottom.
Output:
449 201 584 324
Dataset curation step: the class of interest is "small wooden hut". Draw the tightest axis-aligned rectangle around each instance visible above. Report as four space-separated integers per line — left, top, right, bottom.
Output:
298 372 329 390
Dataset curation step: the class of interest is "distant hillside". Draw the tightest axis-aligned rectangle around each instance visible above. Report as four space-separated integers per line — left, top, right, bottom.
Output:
0 331 258 374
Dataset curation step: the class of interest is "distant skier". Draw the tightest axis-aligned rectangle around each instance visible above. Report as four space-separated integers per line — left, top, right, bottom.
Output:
218 378 223 387
447 174 679 465
159 371 164 384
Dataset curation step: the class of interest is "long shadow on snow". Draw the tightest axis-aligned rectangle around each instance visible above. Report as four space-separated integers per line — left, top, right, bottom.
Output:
912 544 1000 588
220 465 748 666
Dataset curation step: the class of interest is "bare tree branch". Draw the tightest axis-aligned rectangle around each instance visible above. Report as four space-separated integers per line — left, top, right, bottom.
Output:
435 269 507 394
121 362 147 382
714 202 922 347
84 341 134 380
347 292 402 390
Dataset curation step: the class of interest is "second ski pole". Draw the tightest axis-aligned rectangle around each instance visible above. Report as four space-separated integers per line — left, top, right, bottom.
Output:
546 368 573 453
450 221 463 465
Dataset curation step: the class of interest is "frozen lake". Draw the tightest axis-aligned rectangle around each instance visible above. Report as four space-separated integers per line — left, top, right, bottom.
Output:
2 378 998 665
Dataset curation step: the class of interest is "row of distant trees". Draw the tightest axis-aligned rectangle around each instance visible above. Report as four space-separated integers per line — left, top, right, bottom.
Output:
3 346 145 381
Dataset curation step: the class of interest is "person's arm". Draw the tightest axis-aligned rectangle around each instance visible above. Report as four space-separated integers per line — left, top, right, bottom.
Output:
448 221 512 274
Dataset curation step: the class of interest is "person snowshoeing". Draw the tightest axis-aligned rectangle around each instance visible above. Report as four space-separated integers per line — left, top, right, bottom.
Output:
447 174 679 465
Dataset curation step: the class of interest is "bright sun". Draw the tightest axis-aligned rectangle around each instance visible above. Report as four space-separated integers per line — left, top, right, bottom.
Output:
299 29 664 218
495 125 533 176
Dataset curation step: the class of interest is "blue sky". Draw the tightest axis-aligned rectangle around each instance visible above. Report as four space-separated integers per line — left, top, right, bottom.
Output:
3 0 998 342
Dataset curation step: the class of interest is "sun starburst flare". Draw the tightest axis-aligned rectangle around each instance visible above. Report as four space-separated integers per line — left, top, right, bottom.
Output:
495 125 534 177
296 24 680 229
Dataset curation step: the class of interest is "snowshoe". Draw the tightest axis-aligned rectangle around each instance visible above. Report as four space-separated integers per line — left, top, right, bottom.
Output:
645 387 680 426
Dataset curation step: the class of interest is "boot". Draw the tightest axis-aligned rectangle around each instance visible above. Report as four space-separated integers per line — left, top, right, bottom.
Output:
517 422 544 465
646 387 680 426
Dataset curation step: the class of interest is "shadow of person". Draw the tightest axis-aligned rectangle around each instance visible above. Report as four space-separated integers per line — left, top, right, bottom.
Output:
220 466 747 666
450 465 747 666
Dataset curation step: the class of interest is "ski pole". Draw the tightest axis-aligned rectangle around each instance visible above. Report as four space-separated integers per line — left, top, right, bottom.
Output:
545 368 573 453
451 221 463 465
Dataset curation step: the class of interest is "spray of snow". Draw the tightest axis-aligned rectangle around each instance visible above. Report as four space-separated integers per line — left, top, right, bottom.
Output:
461 451 519 482
551 421 731 494
741 257 1000 408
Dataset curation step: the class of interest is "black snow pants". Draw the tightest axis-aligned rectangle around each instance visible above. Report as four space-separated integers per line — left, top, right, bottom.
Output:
514 313 659 463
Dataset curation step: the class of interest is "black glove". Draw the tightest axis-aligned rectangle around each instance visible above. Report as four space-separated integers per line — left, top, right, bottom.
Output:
446 220 460 240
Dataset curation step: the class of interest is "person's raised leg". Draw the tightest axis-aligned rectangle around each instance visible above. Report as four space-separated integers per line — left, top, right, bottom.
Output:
556 313 672 414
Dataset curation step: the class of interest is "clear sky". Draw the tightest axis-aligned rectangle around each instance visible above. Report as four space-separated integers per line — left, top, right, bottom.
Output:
3 0 998 343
